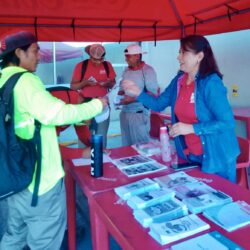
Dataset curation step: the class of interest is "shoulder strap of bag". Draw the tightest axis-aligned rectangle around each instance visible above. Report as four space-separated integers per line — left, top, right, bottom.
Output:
81 59 89 81
103 61 110 78
31 119 41 206
81 59 110 80
2 72 26 108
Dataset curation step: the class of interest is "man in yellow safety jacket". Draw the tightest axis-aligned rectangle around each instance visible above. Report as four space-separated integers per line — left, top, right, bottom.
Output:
0 30 107 250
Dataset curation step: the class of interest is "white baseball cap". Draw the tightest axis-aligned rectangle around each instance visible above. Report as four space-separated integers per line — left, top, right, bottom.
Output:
124 44 147 55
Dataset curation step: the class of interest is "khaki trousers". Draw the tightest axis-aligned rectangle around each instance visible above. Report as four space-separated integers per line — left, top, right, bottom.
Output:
0 179 66 250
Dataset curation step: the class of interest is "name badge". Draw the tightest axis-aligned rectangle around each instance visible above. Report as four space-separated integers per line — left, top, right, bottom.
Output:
190 92 195 103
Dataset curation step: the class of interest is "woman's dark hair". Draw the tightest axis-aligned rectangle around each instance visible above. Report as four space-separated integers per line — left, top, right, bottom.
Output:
180 35 223 79
0 44 31 69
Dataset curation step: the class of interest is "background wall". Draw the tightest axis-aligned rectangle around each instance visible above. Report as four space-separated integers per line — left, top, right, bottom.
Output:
142 29 250 107
142 29 250 137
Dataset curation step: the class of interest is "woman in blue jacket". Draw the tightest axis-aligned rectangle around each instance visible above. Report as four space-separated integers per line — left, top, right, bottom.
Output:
122 35 239 183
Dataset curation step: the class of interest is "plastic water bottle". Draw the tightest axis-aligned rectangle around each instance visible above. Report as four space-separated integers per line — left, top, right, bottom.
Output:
91 134 103 177
160 126 171 162
170 140 178 167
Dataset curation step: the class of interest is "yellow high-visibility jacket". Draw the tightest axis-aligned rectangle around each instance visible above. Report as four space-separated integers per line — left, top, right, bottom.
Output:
0 66 103 195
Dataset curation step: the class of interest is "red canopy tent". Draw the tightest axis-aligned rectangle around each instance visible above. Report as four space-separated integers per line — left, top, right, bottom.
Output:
0 0 249 42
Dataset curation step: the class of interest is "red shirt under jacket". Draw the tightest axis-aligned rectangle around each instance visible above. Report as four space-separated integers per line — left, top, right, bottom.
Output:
174 74 203 156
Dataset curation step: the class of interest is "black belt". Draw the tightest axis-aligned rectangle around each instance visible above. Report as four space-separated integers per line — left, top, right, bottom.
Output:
136 110 143 113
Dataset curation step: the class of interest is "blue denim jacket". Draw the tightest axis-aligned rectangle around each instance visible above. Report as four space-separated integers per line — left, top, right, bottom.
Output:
138 72 240 174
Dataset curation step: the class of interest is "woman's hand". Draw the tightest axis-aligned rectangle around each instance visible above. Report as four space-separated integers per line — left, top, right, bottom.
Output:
121 80 142 97
169 122 194 137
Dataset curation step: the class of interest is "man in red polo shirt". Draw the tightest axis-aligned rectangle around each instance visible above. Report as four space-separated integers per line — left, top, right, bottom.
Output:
71 44 116 147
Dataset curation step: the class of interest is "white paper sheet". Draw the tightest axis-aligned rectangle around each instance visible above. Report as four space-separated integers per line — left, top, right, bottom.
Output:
72 154 112 166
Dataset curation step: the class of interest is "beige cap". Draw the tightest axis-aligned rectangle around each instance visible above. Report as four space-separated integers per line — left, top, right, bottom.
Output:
85 44 106 59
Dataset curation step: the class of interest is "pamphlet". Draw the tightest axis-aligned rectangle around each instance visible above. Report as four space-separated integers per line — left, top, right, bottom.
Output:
203 200 250 232
132 140 161 156
88 76 97 82
172 181 216 200
127 187 175 209
114 178 160 200
154 171 198 189
112 155 155 168
171 230 244 250
182 190 233 214
133 197 188 227
149 214 210 245
95 106 110 123
120 162 167 178
112 155 167 177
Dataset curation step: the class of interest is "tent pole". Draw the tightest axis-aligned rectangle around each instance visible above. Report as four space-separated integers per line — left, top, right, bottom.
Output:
53 42 57 85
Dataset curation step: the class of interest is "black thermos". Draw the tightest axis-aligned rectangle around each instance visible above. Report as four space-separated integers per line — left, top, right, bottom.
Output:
91 134 103 177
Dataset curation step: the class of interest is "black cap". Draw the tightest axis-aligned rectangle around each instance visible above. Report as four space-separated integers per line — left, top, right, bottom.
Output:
0 31 37 59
